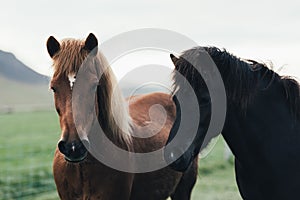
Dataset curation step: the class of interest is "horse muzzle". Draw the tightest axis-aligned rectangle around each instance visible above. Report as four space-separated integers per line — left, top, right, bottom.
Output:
58 139 90 163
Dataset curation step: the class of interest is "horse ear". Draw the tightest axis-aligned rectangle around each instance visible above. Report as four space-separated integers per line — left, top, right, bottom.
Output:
47 36 60 58
170 54 179 67
83 33 98 54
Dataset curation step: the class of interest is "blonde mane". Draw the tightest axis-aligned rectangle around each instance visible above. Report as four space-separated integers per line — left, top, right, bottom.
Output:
51 38 132 144
97 51 133 143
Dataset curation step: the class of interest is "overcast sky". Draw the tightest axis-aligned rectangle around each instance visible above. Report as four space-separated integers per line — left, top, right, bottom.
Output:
1 0 299 80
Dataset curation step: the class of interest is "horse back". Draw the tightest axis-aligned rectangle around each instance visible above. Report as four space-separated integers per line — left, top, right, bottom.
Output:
128 92 176 151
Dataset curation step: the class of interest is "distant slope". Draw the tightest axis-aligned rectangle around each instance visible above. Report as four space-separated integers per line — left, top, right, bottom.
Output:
0 75 53 112
0 50 49 84
0 50 52 112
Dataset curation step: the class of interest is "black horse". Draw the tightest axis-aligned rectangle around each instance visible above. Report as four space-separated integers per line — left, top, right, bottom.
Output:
165 47 300 199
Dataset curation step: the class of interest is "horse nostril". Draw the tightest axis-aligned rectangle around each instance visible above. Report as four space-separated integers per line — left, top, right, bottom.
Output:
165 147 185 163
58 140 67 154
170 151 176 161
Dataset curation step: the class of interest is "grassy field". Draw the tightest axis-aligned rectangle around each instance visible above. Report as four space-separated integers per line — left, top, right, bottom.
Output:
0 111 241 200
0 111 59 199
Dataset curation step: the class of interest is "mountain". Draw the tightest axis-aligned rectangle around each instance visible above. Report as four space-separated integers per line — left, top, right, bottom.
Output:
0 50 49 84
0 50 52 113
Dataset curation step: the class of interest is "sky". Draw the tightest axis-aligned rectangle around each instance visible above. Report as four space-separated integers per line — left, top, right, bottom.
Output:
0 0 300 81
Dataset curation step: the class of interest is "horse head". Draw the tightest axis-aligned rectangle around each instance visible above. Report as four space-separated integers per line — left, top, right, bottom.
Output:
164 49 221 172
47 33 99 163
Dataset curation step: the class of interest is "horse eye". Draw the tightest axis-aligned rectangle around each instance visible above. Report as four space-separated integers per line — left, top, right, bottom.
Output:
51 87 56 93
56 107 61 116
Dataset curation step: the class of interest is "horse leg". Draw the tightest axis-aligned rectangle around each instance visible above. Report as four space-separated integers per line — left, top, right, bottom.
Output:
171 157 198 200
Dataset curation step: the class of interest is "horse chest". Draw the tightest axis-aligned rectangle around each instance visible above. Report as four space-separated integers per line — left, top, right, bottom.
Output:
54 152 129 200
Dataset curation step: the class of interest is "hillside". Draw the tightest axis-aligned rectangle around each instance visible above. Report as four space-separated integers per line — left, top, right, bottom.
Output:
0 50 49 84
0 75 53 112
0 50 52 113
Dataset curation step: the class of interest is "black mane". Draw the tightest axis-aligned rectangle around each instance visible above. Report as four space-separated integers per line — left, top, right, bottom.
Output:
173 46 300 119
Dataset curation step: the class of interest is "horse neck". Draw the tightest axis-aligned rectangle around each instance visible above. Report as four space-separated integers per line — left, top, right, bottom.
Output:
216 61 260 111
221 74 299 166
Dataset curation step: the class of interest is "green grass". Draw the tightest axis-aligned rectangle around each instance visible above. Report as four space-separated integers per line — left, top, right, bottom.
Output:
0 111 59 200
192 138 241 200
0 111 241 200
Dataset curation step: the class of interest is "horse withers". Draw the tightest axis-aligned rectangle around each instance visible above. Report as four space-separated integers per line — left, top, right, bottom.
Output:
165 46 300 199
46 33 198 200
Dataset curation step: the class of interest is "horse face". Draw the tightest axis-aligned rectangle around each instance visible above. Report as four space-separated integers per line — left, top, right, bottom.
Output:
50 75 91 163
47 34 99 163
164 54 212 172
164 95 197 172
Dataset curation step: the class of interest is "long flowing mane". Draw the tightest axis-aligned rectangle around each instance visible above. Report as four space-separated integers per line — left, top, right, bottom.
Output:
173 46 300 119
51 39 132 144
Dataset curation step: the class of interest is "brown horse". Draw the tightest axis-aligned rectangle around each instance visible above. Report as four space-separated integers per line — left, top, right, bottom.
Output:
46 33 198 200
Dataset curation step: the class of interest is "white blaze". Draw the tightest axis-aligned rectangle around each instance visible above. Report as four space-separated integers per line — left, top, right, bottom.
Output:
68 74 76 89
